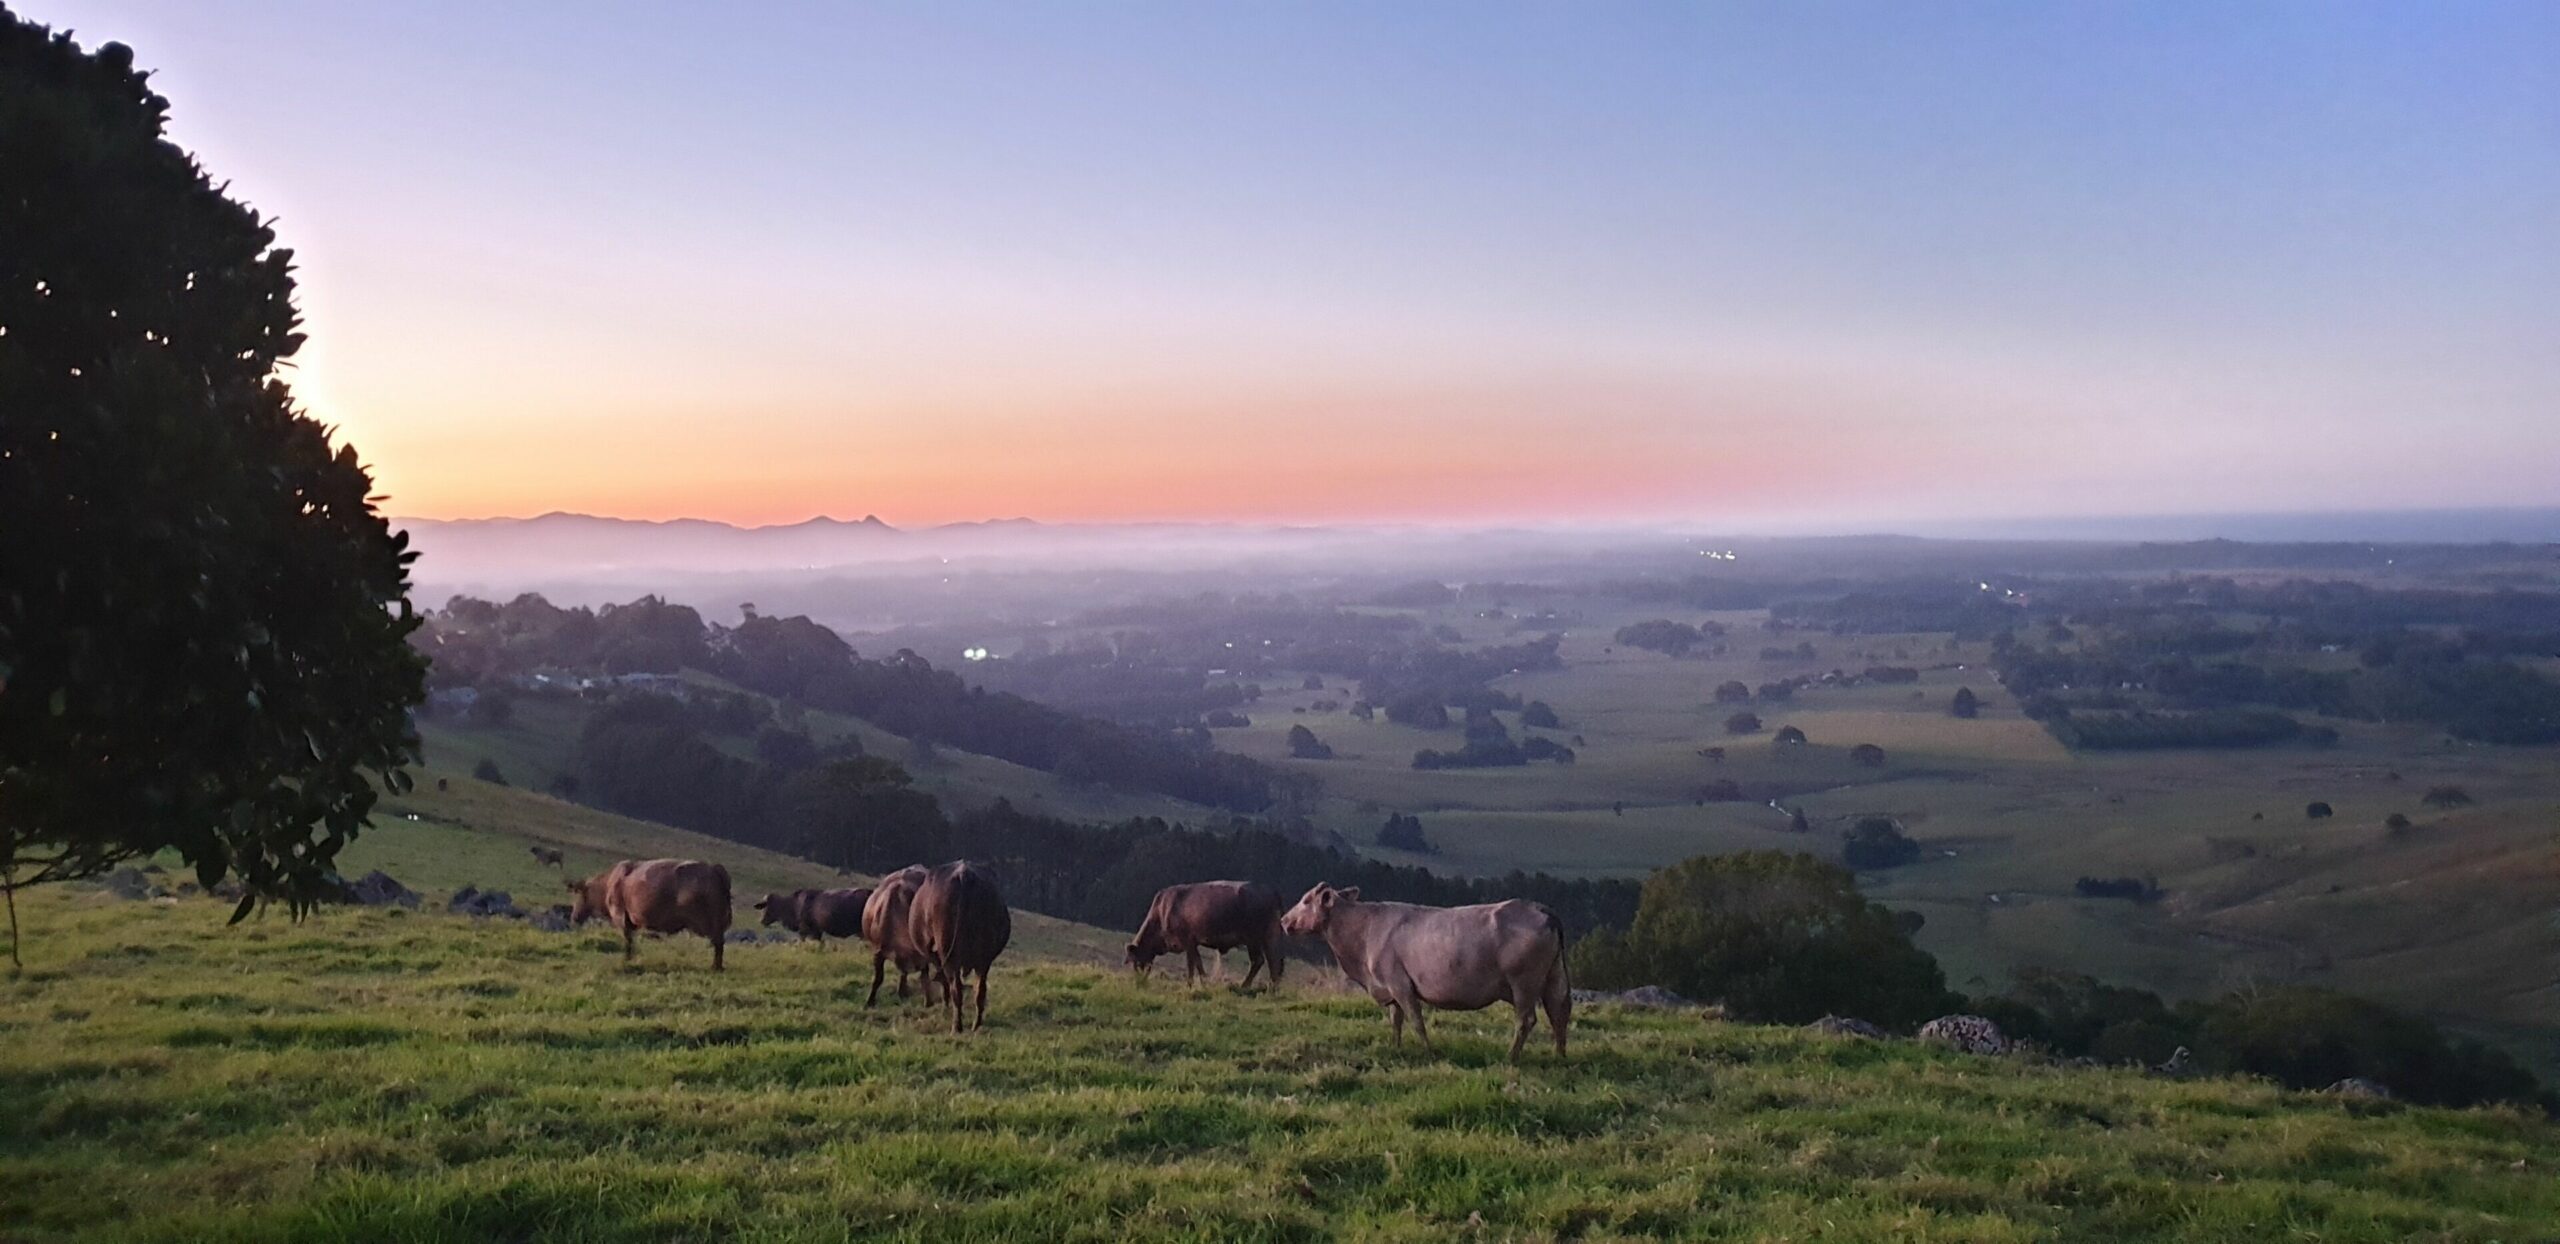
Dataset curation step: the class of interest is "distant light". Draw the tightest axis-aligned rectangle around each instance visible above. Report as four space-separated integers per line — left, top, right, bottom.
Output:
962 646 990 661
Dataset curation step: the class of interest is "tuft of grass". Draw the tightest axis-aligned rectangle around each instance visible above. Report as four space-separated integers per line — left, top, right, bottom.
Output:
3 884 2555 1241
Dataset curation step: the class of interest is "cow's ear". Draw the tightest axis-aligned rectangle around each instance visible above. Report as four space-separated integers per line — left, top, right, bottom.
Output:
1338 887 1361 903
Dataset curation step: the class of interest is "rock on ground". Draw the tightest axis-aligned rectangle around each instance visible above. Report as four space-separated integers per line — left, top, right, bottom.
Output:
446 886 525 919
341 871 420 908
1807 1015 1886 1039
1918 1015 2012 1056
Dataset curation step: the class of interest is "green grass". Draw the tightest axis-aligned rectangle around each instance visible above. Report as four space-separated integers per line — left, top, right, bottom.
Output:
4 884 2556 1242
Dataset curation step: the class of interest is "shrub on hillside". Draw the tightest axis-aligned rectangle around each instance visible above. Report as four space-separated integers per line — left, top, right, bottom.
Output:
1376 813 1434 854
1285 724 1334 760
1841 817 1921 869
471 759 507 785
1570 851 1952 1027
1724 712 1763 735
2420 785 2474 809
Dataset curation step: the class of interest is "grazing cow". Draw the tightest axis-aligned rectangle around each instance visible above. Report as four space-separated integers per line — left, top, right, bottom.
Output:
793 886 871 946
1280 883 1569 1063
1126 880 1286 988
861 867 939 1006
754 890 808 935
567 859 733 970
911 861 1013 1033
528 846 565 868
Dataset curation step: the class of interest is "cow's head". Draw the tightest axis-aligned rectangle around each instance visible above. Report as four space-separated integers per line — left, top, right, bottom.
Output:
1279 883 1359 936
755 891 795 927
565 877 600 924
1123 940 1157 978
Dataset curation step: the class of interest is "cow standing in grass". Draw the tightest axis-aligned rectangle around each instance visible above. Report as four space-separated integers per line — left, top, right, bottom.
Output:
861 867 940 1005
790 887 871 947
1280 883 1570 1063
911 861 1012 1033
568 859 733 970
1126 880 1287 988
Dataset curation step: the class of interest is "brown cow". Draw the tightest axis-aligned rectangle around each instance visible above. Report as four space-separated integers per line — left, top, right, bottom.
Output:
861 866 939 1005
1126 880 1286 988
793 886 871 946
528 846 566 868
754 890 808 936
911 860 1012 1033
567 859 733 970
1280 883 1570 1063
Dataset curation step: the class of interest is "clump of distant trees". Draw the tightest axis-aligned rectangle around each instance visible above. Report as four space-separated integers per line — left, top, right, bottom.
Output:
1614 620 1718 658
1286 725 1334 760
2039 708 2328 751
1725 712 1763 735
1842 817 1921 869
1950 687 1980 718
2073 875 2161 902
1376 813 1433 854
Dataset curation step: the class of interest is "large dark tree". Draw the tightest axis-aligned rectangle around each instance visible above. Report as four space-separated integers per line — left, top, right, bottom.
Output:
0 12 425 965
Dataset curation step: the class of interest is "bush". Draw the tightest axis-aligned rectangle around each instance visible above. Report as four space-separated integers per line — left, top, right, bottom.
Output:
2073 875 2160 902
2188 986 2549 1109
1285 724 1334 760
2306 801 2334 819
1614 620 1706 657
1771 725 1807 746
1849 743 1886 767
1570 852 1951 1026
2420 785 2474 809
1376 813 1433 854
471 759 507 785
1520 701 1561 729
1841 817 1920 869
1724 712 1763 735
1950 687 1980 719
2384 812 2413 832
1713 680 1752 703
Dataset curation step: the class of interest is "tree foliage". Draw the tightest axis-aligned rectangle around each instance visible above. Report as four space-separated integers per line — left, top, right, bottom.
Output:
1571 851 1951 1027
0 14 425 956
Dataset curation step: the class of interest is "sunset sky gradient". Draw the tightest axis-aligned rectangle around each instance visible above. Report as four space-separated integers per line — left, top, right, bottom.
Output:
45 1 2560 528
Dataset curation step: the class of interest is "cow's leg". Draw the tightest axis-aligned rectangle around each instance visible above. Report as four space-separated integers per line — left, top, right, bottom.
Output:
973 969 989 1031
1508 987 1539 1064
949 964 966 1034
621 923 637 963
1543 967 1572 1060
1184 946 1204 987
1387 1000 1406 1047
712 931 725 971
1240 945 1265 989
866 951 888 1007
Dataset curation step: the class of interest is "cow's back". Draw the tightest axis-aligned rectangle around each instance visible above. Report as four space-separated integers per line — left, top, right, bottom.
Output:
1370 899 1561 1011
917 861 1011 972
864 867 930 957
1171 880 1282 947
805 887 871 939
609 858 731 939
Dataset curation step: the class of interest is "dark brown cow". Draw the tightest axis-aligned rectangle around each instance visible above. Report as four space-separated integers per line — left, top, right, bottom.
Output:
861 866 938 1005
1280 883 1570 1063
911 860 1012 1033
794 886 871 946
754 890 807 935
1126 880 1286 987
568 859 733 970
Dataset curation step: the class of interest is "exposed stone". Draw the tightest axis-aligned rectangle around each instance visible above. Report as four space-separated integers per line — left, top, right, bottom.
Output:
341 870 420 908
1807 1015 1886 1039
1918 1014 2011 1056
528 906 574 933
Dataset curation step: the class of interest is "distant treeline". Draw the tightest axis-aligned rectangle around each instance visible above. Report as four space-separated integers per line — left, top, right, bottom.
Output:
561 692 1639 937
420 595 1296 811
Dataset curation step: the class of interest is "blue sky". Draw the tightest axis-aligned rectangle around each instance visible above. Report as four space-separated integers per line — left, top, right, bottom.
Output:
36 1 2560 525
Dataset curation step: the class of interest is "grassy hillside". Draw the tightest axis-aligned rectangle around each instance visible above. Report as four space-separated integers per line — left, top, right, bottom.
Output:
355 759 1123 965
4 886 2556 1242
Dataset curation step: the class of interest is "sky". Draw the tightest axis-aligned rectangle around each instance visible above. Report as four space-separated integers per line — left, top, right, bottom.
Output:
37 1 2560 529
